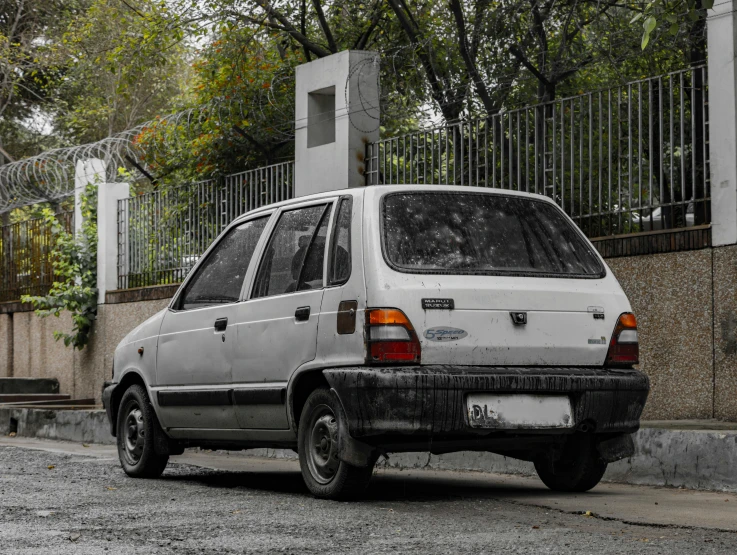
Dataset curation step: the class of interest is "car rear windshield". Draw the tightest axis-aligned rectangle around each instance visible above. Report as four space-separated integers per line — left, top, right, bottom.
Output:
381 192 604 278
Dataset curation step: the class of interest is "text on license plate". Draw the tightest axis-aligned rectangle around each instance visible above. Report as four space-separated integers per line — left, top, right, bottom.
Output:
466 394 574 429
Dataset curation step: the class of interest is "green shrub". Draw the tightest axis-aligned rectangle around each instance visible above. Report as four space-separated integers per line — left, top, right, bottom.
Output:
22 185 98 350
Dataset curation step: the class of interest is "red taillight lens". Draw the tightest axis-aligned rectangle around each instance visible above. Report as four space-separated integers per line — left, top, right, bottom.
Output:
606 312 639 367
366 308 421 364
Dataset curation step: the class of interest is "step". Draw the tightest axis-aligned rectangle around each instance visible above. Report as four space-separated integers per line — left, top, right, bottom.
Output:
0 394 72 405
0 378 60 395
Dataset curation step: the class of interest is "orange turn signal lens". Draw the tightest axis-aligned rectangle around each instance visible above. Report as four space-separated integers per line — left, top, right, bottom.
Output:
368 309 414 330
619 313 637 329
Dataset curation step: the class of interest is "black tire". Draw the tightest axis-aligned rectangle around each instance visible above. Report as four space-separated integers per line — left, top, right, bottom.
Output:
116 384 169 478
298 388 374 500
534 434 607 492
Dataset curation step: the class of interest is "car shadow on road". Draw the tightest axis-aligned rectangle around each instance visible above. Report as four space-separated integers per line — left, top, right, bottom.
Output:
160 466 609 503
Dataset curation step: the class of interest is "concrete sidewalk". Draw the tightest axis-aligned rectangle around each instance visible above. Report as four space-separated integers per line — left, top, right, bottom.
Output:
2 406 736 493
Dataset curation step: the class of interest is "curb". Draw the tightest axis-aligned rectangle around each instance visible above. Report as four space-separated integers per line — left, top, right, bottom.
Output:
2 407 736 492
0 407 113 445
376 427 737 493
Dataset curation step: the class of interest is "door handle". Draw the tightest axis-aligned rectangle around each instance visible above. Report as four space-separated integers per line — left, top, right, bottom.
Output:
294 306 311 322
214 317 228 331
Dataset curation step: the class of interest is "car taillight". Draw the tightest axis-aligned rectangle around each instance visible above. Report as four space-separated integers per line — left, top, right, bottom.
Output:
366 308 421 364
606 312 639 367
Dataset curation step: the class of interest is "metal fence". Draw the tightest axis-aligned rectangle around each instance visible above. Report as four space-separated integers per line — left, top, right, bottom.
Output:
117 161 294 289
365 66 709 238
0 211 74 303
113 67 709 291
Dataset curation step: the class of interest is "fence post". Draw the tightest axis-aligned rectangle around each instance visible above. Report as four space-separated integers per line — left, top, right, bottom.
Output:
97 182 129 303
294 51 380 196
708 4 737 245
74 159 106 237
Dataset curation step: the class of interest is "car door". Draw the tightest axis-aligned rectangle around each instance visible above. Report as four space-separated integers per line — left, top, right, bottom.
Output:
154 215 271 430
230 200 334 429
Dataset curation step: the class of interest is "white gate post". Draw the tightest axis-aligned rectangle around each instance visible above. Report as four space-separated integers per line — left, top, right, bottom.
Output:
708 3 737 245
294 51 380 197
97 180 129 303
74 158 106 236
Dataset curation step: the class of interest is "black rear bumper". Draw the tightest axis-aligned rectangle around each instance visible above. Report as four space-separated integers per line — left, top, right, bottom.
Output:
323 366 649 439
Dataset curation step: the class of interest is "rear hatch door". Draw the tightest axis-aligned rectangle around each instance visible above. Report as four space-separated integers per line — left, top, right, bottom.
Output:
367 189 630 367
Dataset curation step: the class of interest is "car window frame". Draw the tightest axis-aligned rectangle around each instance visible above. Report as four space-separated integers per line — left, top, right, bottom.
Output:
378 190 607 280
247 198 338 301
168 210 276 312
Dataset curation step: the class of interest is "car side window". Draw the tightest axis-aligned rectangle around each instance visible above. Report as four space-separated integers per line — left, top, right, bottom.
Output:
178 216 269 310
329 197 352 285
252 203 331 299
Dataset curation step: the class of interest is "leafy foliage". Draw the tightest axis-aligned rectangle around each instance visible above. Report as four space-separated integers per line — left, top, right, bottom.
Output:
22 185 97 350
1 0 711 193
635 0 711 50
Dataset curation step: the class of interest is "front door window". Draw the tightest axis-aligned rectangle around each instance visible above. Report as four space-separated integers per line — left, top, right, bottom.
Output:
178 216 269 310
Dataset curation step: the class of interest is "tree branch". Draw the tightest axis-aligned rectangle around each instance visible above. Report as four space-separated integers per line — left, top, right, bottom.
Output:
247 1 332 58
353 0 383 50
300 0 311 61
386 0 465 120
311 0 337 53
509 44 551 87
0 144 16 162
449 0 497 115
470 0 491 61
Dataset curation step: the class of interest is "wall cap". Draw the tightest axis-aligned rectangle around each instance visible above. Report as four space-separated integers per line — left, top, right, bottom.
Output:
104 284 179 305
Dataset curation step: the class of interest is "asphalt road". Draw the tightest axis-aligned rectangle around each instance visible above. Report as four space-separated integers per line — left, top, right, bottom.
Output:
1 438 736 554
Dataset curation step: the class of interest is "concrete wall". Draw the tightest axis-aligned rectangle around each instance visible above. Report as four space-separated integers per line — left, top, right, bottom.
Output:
713 246 737 420
2 245 735 419
607 249 715 420
77 298 171 401
11 311 75 393
607 243 737 420
1 298 170 401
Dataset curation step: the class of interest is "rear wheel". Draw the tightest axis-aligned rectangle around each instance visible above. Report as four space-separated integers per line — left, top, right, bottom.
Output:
298 388 374 499
534 434 607 492
116 384 169 478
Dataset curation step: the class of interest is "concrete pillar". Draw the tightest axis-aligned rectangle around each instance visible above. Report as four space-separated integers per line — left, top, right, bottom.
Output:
97 182 129 303
295 51 380 197
74 158 106 235
708 3 737 245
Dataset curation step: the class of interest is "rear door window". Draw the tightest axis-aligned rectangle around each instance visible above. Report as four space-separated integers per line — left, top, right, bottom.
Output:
381 192 604 278
252 203 331 298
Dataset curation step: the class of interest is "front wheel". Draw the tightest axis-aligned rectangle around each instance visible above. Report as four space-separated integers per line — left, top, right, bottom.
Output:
116 384 169 478
534 434 607 492
298 388 374 499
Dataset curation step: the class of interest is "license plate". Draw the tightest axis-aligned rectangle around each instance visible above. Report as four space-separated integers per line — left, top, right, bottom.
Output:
466 394 574 429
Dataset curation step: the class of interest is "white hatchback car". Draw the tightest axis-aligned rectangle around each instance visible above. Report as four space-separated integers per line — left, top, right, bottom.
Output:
103 185 649 499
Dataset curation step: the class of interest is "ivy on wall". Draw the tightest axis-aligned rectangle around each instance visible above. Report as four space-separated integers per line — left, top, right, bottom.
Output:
22 185 98 350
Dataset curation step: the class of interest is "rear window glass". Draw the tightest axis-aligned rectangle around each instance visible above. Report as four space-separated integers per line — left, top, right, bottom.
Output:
381 192 604 277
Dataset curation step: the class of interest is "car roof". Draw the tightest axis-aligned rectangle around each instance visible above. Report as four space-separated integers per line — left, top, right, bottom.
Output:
232 184 556 224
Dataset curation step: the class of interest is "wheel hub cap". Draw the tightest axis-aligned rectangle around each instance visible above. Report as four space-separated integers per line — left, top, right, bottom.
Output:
123 407 145 464
307 408 339 485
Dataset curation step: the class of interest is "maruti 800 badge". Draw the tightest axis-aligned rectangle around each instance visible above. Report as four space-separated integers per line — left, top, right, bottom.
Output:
424 327 468 341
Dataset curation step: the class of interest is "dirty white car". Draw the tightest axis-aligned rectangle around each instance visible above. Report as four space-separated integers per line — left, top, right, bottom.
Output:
103 185 649 499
